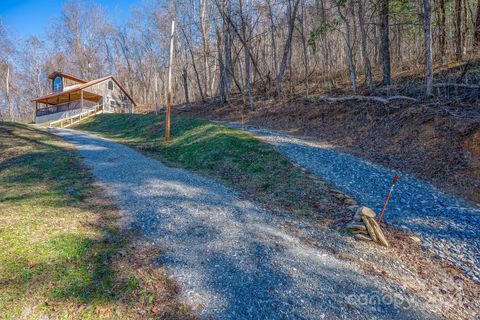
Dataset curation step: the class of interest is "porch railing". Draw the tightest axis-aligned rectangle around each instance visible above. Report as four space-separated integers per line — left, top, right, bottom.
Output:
36 100 96 117
49 105 102 128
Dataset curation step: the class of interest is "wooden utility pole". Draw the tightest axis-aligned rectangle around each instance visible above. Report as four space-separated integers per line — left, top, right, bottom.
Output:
165 20 175 141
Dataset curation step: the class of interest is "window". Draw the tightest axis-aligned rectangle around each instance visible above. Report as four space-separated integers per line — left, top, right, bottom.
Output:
108 80 113 90
110 100 116 108
53 76 63 92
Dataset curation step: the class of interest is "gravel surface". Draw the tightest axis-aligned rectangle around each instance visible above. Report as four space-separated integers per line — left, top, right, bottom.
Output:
226 123 480 284
50 127 438 319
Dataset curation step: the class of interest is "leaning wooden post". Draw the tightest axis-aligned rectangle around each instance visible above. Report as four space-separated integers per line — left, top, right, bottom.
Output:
165 19 175 141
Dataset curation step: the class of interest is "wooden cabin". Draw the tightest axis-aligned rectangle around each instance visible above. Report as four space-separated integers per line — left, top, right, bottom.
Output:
32 72 136 123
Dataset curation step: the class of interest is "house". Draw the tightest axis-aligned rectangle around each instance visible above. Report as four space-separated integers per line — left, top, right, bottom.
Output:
32 72 136 123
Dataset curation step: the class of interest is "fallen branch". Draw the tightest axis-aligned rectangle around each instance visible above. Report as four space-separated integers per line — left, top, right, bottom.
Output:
433 83 480 90
316 95 418 104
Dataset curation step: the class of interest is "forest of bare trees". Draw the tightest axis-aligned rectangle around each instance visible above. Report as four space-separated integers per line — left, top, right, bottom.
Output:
1 0 480 122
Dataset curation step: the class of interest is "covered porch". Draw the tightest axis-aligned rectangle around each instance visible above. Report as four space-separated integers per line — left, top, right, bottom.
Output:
33 89 102 123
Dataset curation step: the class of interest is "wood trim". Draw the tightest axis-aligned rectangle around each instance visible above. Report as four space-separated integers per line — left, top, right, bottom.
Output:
48 72 87 83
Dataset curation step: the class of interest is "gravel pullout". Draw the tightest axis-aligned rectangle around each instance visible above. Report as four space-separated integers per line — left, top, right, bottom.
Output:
50 127 437 319
226 124 480 283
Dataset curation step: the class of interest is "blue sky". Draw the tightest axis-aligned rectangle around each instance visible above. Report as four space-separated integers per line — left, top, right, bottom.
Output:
0 0 140 40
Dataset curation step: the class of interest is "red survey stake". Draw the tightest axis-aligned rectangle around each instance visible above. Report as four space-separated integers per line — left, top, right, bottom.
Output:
377 175 399 224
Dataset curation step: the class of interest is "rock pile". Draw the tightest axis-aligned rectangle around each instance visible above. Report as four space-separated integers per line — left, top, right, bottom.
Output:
346 206 390 247
330 189 358 205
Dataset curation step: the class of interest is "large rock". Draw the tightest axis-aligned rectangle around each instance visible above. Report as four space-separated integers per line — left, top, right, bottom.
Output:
356 206 376 218
346 222 367 232
332 192 347 201
343 198 358 205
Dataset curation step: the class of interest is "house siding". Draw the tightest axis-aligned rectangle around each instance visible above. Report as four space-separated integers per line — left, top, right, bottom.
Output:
86 79 133 113
34 75 134 124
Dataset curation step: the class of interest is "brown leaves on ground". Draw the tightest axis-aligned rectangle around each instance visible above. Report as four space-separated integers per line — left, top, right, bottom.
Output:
353 225 480 319
180 97 480 203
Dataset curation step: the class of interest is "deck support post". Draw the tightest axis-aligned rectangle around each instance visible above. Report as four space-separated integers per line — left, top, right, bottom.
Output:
80 90 84 111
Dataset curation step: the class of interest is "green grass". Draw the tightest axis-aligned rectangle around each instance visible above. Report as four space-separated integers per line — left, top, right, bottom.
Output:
75 113 333 216
0 122 196 319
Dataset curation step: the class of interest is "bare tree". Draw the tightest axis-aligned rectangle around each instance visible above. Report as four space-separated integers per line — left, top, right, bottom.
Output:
423 0 433 96
336 0 358 92
474 0 480 47
455 0 463 60
53 0 110 79
437 0 447 56
357 0 372 90
380 0 391 85
275 0 301 97
4 0 480 123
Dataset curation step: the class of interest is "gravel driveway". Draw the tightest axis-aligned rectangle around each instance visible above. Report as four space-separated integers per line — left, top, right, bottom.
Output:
50 128 437 319
226 124 480 283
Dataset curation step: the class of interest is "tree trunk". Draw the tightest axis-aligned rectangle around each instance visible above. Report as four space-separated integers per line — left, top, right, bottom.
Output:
461 0 467 56
221 0 232 102
455 0 463 60
299 0 310 97
357 0 373 91
438 0 447 56
474 0 480 47
266 0 278 95
216 26 226 104
424 0 433 96
380 0 391 85
275 0 301 97
200 0 210 97
182 66 190 106
238 0 253 108
180 26 206 102
266 0 278 82
245 46 253 108
336 1 357 92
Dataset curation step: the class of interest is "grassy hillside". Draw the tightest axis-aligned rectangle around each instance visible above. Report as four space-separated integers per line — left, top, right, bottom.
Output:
75 113 339 217
184 98 480 203
0 122 196 319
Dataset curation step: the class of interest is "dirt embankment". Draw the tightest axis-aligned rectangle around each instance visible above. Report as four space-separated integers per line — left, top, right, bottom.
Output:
180 99 480 203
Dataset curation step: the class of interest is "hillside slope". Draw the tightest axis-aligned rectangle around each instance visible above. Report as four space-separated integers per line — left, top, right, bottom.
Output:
0 122 196 319
182 99 480 203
